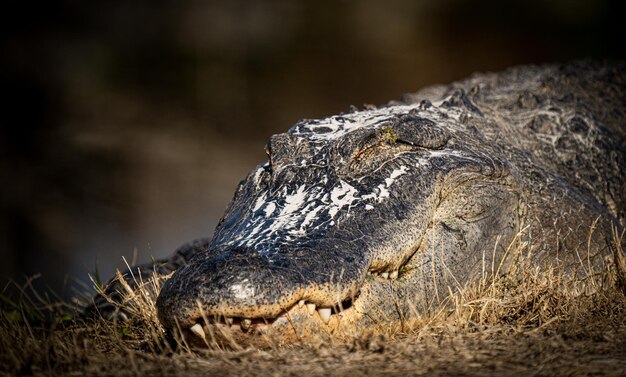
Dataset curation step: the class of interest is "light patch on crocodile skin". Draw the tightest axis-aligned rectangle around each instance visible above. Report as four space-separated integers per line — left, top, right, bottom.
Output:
290 95 462 145
264 202 276 216
253 194 267 211
377 184 390 200
219 97 473 252
300 205 325 229
330 181 359 207
280 185 308 216
227 92 472 250
385 166 409 186
293 105 418 142
228 163 414 252
252 165 265 183
361 165 408 203
230 279 255 300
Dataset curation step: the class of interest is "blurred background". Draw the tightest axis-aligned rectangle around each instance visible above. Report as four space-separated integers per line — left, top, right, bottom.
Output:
1 0 624 299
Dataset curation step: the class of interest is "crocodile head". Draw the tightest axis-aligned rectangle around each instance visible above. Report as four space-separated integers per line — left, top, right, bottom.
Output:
156 98 519 344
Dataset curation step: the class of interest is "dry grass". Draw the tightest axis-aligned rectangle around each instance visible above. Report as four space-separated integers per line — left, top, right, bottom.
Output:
1 227 625 377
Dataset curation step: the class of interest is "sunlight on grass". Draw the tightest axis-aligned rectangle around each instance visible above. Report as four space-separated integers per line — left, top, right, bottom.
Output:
1 225 624 376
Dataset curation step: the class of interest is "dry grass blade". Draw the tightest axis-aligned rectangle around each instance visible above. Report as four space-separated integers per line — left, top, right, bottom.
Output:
1 225 625 376
611 224 626 294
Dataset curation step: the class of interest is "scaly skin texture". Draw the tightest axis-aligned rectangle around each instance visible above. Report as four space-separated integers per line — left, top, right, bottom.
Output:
89 61 625 342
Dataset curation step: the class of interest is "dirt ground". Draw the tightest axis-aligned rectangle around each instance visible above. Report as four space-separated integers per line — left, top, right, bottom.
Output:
2 290 625 376
2 237 625 376
2 317 625 377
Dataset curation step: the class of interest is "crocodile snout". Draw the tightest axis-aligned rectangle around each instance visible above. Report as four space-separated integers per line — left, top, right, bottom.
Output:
155 245 366 332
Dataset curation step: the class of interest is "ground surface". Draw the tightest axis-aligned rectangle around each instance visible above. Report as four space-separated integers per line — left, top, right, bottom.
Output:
2 318 626 376
2 236 625 376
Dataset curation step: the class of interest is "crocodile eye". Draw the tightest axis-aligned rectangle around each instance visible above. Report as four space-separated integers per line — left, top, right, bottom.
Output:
333 113 450 177
349 115 449 159
341 128 413 176
390 114 450 149
351 127 398 162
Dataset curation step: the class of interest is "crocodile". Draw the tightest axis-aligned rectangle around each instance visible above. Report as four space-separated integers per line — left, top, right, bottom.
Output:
89 61 625 344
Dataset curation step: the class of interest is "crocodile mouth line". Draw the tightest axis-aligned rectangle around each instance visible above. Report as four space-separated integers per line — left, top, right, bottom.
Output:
186 296 357 336
181 296 359 347
181 263 413 345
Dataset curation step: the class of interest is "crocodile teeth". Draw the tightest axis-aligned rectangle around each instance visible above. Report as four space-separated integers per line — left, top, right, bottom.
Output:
240 318 252 331
116 312 129 322
298 300 305 307
381 272 389 279
318 308 332 324
225 317 233 326
189 323 206 340
389 271 398 279
306 303 316 315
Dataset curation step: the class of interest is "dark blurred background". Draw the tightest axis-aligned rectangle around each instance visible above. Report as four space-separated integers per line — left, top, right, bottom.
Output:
1 0 624 298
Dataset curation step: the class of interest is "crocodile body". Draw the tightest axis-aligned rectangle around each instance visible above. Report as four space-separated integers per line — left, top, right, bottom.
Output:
91 61 625 343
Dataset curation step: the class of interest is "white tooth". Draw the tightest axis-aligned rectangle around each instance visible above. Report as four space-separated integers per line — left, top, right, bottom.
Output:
298 300 305 307
240 318 252 330
116 312 129 322
306 303 316 315
390 271 398 279
225 317 233 326
381 272 389 279
189 323 206 340
318 308 331 324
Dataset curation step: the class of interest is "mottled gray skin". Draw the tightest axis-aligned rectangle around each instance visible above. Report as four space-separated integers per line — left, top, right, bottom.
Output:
90 61 625 336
